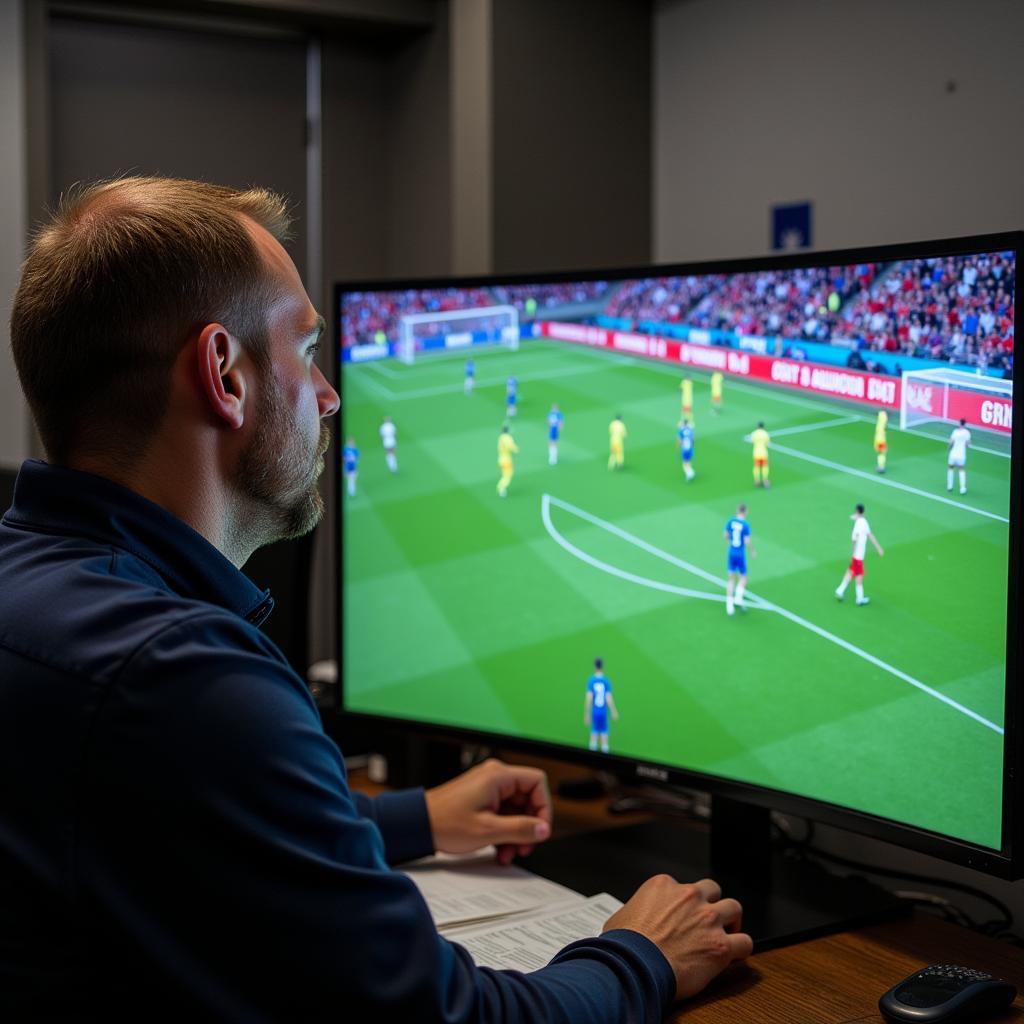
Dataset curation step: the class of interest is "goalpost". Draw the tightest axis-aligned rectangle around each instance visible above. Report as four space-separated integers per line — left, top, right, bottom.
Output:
899 367 1013 444
397 305 520 365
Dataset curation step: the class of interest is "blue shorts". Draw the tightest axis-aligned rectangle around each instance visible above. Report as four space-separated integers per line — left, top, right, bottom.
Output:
590 710 608 734
681 447 693 461
344 462 357 474
507 395 517 406
549 428 560 441
727 551 747 574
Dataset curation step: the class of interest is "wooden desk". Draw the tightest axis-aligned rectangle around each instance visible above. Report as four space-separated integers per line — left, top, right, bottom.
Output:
350 765 1024 1023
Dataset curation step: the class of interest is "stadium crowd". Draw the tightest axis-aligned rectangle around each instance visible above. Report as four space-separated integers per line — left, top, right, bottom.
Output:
341 287 493 348
490 282 610 316
840 254 1014 372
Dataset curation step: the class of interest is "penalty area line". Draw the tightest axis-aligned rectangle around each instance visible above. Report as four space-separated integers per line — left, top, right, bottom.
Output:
542 493 1003 736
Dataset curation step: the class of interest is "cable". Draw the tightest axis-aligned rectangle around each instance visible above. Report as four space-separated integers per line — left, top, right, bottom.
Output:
790 842 1014 933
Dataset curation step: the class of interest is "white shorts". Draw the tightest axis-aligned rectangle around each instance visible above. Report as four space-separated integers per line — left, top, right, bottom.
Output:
949 455 966 468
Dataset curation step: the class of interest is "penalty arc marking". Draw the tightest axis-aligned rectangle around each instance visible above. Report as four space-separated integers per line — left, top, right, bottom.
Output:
541 493 1003 736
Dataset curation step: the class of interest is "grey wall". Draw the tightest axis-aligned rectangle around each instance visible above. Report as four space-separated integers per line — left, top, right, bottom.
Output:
492 0 650 273
0 0 29 471
654 0 1024 262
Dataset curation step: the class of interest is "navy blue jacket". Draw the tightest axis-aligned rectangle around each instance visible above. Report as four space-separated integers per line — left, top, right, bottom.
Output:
0 461 674 1022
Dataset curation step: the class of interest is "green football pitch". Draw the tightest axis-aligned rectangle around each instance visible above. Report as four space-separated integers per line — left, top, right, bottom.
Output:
342 340 1010 850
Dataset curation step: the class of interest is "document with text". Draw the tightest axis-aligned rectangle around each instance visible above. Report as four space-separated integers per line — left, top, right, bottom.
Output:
442 894 625 971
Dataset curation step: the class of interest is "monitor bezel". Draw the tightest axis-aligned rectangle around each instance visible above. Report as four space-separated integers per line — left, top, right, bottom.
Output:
333 230 1023 879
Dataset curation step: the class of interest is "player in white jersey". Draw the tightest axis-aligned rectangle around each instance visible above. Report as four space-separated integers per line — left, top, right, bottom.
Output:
379 415 398 473
947 418 972 494
835 503 884 606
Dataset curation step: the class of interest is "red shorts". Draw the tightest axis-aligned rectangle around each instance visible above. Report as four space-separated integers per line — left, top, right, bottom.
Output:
875 441 887 452
754 457 768 467
848 558 865 577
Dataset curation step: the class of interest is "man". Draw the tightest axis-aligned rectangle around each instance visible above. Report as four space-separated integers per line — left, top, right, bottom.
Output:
835 503 885 606
874 410 888 474
464 358 475 395
608 413 627 470
497 424 519 497
947 417 972 494
751 421 771 488
710 371 723 414
680 374 694 421
380 414 398 473
584 657 619 753
547 403 564 465
2 177 750 1022
344 435 360 495
724 503 755 616
506 374 518 417
678 418 696 481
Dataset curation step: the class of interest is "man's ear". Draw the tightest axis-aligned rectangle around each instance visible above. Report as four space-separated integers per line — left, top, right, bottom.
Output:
196 323 247 429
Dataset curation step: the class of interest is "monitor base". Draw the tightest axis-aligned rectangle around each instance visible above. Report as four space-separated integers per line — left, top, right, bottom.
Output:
523 818 906 950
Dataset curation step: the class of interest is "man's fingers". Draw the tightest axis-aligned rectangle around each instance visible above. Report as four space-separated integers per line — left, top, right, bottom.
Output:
713 897 743 929
727 931 754 960
483 812 551 846
693 878 722 903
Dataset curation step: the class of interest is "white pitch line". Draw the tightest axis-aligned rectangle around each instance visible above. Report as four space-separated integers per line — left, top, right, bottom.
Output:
743 416 860 441
542 492 1003 736
346 367 395 400
769 441 1009 524
350 360 615 402
542 495 769 607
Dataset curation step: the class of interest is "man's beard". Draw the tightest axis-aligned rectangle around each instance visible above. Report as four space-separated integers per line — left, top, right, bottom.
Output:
235 374 330 547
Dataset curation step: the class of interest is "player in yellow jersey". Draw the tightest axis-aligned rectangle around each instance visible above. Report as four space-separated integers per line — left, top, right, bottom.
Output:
751 421 770 488
680 376 694 422
496 425 519 497
608 414 627 470
710 371 723 414
874 410 888 474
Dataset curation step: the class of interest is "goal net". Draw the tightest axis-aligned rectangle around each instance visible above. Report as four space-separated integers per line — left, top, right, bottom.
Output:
397 305 520 365
900 367 1013 450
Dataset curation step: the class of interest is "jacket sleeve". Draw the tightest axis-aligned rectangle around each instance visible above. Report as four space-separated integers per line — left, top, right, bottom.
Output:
351 787 436 865
77 612 675 1023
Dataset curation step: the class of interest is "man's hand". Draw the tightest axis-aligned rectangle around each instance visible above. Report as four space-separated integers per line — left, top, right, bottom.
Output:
603 875 752 1001
425 759 552 866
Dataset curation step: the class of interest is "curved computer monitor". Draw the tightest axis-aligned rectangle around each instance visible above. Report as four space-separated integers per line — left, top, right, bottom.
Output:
335 232 1022 884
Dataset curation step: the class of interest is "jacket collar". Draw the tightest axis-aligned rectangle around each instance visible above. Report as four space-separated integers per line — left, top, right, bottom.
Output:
3 460 274 626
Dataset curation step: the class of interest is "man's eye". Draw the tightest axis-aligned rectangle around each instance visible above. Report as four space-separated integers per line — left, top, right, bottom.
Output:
307 343 321 358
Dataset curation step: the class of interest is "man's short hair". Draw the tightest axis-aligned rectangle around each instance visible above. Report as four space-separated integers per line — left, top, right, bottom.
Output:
11 176 291 465
855 503 865 514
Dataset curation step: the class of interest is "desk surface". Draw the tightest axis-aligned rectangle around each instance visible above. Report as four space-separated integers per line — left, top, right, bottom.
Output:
350 762 1024 1023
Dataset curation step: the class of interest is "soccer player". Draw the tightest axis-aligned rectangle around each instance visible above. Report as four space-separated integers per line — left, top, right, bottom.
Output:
496 424 519 497
608 414 627 470
710 371 723 414
680 375 694 421
678 418 695 481
343 436 359 497
505 375 518 418
947 417 972 494
379 415 398 473
751 421 771 488
835 503 884 606
874 410 888 474
547 403 564 465
464 358 475 395
723 504 755 616
584 657 619 753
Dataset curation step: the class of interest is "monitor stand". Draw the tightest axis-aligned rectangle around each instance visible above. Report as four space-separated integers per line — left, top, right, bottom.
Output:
524 796 905 950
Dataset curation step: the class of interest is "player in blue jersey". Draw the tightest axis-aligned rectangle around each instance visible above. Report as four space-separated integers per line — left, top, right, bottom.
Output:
343 436 360 497
584 657 619 752
464 358 475 395
723 503 755 616
547 403 564 465
506 375 518 418
678 418 695 481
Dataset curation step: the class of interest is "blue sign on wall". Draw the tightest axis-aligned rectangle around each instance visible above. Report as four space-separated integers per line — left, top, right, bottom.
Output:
771 202 813 250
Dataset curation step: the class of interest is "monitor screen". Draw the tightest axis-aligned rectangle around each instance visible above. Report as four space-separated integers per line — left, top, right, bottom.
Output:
337 236 1019 869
